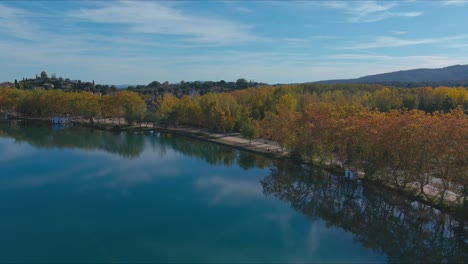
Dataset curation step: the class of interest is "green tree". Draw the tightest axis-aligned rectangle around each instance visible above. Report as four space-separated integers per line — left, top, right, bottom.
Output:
240 119 256 145
144 111 158 128
236 78 249 89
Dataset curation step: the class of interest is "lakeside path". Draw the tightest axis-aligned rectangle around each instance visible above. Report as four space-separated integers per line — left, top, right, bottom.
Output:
155 126 289 158
11 116 285 157
13 117 289 158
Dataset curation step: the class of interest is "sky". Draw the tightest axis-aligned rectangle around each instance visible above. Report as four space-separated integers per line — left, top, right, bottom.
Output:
1 0 468 85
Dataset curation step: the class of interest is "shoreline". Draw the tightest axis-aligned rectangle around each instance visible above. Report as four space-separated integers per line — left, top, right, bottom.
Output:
7 117 467 216
90 122 468 215
11 117 290 158
155 126 289 159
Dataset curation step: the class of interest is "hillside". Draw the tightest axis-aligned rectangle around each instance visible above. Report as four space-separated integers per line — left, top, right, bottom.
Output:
317 64 468 86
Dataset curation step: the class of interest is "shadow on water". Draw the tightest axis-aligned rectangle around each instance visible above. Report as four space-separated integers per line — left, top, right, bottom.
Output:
262 161 468 263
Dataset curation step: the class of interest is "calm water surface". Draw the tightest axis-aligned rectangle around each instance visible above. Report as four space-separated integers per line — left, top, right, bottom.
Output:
0 121 466 263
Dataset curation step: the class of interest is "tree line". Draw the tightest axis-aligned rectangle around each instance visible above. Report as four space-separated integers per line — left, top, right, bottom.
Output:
14 70 263 98
0 88 146 125
128 78 264 97
154 84 468 206
1 83 467 206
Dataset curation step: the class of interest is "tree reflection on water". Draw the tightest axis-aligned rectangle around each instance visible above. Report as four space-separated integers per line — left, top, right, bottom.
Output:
1 121 466 262
262 161 468 263
0 121 145 158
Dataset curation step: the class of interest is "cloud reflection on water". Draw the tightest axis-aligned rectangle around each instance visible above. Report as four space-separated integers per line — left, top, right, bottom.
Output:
195 176 264 205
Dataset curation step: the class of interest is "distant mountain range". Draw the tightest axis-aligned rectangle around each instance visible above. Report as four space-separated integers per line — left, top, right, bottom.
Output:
316 64 468 85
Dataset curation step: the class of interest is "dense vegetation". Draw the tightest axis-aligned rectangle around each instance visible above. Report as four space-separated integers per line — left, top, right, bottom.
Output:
0 88 146 125
1 82 467 207
154 83 468 207
128 78 264 97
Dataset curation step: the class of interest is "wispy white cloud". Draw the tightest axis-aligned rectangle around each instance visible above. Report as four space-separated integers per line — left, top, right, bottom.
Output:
268 35 338 46
310 35 339 40
70 1 257 44
0 1 466 85
322 1 422 22
1 30 467 84
448 43 468 49
0 3 43 41
328 54 394 60
442 0 468 6
322 1 348 10
327 54 461 64
223 1 253 13
344 35 467 49
390 30 408 35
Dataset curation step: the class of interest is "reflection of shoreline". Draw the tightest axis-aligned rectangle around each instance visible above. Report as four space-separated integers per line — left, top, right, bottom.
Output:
3 121 465 215
151 133 271 169
156 126 288 158
0 121 272 169
261 162 468 263
4 120 465 215
0 121 145 158
10 118 286 159
2 121 466 262
10 117 287 159
155 125 465 214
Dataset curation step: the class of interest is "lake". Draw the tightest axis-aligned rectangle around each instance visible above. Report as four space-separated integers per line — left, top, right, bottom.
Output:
0 121 466 263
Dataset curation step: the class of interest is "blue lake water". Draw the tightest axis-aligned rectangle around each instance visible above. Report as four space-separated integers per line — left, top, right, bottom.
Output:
0 121 466 263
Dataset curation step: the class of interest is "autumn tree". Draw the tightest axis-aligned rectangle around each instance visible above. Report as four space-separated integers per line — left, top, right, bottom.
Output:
119 91 147 126
157 93 180 126
240 118 256 144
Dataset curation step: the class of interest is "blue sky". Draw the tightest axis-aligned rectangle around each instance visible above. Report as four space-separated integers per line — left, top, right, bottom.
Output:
1 0 468 85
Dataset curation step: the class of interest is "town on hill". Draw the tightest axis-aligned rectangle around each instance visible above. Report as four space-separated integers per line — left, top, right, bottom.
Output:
4 70 265 98
11 71 117 95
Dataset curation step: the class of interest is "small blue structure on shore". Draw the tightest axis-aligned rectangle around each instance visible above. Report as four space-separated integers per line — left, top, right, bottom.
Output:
51 116 72 124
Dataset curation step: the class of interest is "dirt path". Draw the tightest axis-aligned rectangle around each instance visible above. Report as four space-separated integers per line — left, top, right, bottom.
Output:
155 126 288 157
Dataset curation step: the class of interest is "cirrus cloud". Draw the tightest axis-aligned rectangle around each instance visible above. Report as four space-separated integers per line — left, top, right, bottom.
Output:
322 1 422 22
344 35 467 49
70 1 257 45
